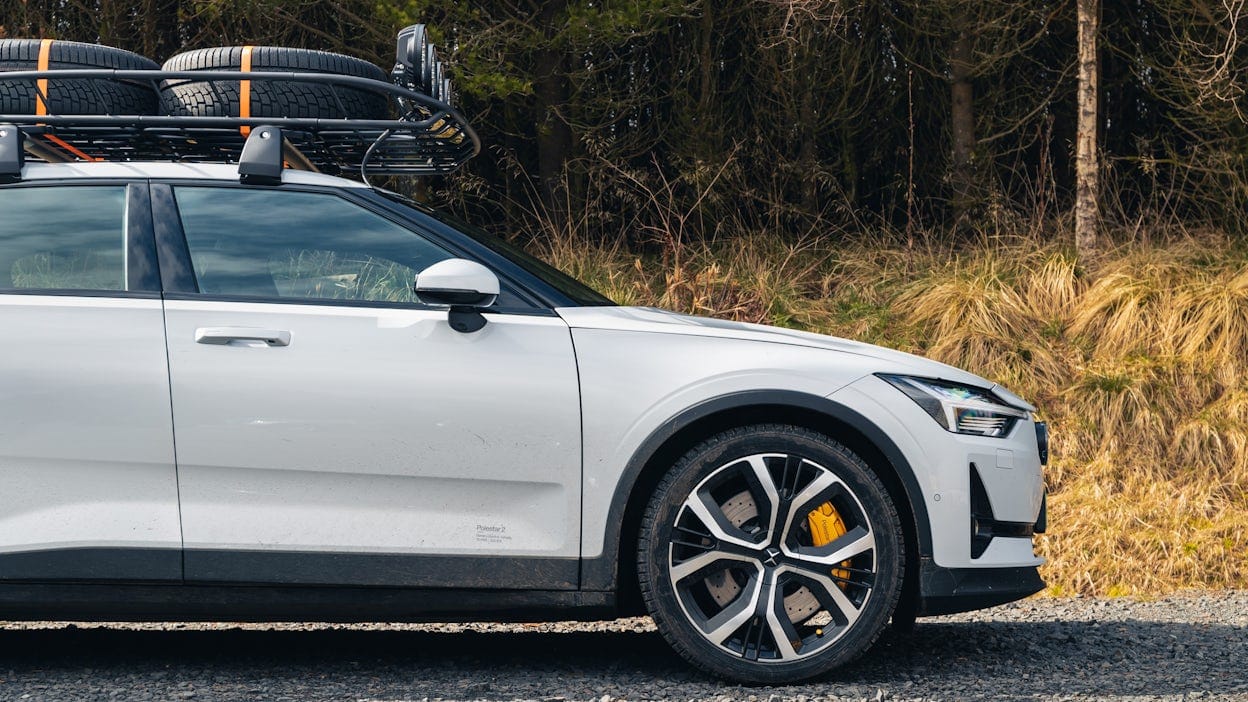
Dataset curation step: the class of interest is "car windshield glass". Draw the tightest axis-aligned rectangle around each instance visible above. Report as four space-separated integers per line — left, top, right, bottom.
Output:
376 191 614 306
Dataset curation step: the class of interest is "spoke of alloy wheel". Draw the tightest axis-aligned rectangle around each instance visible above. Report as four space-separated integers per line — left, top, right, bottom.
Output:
760 578 801 661
783 567 865 630
738 610 768 661
669 547 757 585
683 490 761 550
788 525 875 568
744 455 781 540
777 468 842 544
671 523 715 551
777 454 804 498
699 571 764 645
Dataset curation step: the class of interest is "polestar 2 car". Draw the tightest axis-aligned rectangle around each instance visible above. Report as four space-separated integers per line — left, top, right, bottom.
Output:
0 33 1046 683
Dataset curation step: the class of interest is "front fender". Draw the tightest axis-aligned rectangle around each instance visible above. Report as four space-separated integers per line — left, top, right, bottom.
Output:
572 325 935 591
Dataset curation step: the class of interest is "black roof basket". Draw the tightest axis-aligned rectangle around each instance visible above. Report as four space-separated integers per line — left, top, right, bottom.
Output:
0 53 479 180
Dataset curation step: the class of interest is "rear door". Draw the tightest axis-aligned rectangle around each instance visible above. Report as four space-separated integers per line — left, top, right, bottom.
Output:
0 182 181 582
152 183 582 589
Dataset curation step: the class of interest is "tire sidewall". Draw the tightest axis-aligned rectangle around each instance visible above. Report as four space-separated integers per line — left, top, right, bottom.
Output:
159 47 389 120
0 39 159 115
640 426 903 684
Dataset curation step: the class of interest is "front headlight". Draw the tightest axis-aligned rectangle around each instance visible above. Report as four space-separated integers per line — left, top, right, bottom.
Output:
877 374 1029 438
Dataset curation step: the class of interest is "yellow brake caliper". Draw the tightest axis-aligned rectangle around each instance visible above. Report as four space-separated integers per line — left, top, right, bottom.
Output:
806 502 852 588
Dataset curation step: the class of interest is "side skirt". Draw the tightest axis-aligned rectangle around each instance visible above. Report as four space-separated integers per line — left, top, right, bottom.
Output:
0 547 580 590
0 583 616 624
184 549 580 590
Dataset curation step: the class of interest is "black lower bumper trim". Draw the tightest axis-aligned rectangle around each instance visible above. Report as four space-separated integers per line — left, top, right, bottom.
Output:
917 558 1044 616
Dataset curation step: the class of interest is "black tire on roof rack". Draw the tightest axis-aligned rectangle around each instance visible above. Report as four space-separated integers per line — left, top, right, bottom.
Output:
0 39 160 115
160 47 390 120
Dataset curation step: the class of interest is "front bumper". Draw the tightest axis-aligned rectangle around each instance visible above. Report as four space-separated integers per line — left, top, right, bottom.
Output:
917 557 1045 616
830 375 1046 569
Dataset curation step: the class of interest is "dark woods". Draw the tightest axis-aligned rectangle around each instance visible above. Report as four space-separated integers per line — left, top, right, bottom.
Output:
4 1 1245 248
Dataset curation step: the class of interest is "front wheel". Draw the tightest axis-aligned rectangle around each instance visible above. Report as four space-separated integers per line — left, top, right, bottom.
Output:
637 425 904 683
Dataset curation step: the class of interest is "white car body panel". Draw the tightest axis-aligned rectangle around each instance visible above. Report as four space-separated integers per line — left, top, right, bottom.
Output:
560 306 1044 570
0 296 181 561
557 306 990 388
162 299 581 573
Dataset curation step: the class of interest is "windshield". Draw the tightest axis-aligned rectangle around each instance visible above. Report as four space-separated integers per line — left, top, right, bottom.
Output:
376 191 614 306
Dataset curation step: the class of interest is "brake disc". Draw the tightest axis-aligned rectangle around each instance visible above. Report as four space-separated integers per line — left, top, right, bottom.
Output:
703 489 823 624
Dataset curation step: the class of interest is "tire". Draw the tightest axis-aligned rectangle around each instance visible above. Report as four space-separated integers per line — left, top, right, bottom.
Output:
637 425 904 684
0 39 159 115
159 47 389 120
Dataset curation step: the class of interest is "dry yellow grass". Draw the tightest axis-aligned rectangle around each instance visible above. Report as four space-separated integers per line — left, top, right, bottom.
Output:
529 229 1248 596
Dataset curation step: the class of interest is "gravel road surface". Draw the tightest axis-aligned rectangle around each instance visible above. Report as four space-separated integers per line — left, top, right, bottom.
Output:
0 591 1244 701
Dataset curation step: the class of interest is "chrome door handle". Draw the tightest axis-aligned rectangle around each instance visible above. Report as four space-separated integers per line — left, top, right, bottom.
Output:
194 327 291 347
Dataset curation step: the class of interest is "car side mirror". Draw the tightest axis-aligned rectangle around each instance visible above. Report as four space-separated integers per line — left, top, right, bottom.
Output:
414 258 500 333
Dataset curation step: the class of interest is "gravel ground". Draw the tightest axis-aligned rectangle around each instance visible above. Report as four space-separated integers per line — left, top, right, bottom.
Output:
0 591 1244 701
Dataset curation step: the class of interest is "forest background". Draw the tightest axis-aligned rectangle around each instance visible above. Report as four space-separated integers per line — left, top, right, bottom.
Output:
4 0 1247 596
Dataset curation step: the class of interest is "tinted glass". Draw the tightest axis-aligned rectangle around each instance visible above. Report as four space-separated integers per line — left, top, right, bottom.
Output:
0 186 127 292
174 187 456 304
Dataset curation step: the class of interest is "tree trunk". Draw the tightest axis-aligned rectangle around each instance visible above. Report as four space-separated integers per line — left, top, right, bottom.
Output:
140 0 181 59
693 0 716 155
535 0 572 223
96 0 126 48
1075 0 1101 256
949 25 976 216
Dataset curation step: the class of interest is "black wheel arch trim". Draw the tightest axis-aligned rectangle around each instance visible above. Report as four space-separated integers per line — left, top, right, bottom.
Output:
580 388 934 592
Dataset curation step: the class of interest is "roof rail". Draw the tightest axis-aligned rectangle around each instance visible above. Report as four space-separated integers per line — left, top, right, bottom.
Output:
0 68 480 179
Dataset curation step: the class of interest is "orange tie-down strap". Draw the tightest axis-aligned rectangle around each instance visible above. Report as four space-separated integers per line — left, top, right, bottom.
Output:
239 45 253 136
36 38 100 162
36 38 52 116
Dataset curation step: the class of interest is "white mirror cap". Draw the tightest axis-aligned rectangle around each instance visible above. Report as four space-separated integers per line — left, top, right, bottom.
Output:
414 258 500 307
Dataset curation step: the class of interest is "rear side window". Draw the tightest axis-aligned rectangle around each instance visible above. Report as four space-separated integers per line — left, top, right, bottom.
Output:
173 187 455 304
0 186 128 292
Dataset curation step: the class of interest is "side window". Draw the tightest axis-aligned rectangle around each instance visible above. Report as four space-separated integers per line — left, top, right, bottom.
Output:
173 187 455 304
0 186 128 292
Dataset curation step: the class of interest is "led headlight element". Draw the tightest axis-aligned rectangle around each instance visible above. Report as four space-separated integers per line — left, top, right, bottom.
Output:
877 374 1029 437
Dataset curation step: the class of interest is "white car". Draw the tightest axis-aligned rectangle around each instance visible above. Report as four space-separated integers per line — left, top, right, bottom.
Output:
1 33 1046 678
0 156 1046 682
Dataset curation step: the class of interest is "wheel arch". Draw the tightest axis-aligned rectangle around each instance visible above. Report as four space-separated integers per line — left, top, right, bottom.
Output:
580 389 931 616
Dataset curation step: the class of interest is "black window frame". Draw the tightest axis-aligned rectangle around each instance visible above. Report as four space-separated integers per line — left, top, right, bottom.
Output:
0 180 161 298
149 180 555 316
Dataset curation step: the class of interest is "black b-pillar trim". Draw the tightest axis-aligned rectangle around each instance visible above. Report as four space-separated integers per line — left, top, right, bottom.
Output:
149 183 199 294
126 182 161 292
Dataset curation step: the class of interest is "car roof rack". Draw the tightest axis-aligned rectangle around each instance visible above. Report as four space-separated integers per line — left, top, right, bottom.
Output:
0 67 480 181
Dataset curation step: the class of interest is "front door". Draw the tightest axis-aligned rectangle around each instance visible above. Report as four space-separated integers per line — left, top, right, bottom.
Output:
155 183 582 589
